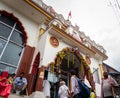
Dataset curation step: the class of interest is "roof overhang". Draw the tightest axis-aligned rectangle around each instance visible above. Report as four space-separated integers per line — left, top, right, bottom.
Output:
91 46 108 60
1 0 48 24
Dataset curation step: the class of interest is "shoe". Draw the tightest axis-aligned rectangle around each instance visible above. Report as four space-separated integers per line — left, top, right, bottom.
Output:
12 89 16 94
19 90 24 95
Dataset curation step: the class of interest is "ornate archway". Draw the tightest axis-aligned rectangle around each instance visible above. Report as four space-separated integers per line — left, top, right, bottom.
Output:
49 47 95 90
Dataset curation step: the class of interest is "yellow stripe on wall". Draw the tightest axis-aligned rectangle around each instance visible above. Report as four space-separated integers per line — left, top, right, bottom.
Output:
99 64 104 79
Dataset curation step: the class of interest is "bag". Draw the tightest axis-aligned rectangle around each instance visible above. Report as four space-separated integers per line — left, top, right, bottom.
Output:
76 77 90 98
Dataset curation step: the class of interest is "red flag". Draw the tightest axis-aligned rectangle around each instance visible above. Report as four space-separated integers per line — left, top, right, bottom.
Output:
67 11 72 20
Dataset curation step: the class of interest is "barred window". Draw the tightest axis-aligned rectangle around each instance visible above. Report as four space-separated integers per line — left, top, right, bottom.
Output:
0 12 25 73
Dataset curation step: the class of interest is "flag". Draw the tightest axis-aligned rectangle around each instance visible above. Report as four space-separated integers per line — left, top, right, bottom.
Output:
67 11 72 20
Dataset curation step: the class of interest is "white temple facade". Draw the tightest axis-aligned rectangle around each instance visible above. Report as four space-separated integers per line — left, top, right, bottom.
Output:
0 0 108 98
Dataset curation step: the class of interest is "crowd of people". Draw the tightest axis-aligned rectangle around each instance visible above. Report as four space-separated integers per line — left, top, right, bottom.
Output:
0 70 119 98
42 70 119 98
0 71 27 98
42 69 95 98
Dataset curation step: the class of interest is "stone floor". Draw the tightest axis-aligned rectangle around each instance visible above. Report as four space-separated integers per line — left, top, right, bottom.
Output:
8 91 29 98
8 94 29 98
1 91 45 98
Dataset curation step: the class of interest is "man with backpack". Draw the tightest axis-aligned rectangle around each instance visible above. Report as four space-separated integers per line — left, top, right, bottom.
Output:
70 69 90 98
70 70 80 98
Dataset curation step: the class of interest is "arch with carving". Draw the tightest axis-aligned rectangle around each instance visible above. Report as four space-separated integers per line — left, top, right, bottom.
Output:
49 47 95 90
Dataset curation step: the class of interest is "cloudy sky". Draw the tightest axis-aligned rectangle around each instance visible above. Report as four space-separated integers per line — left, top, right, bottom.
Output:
43 0 120 71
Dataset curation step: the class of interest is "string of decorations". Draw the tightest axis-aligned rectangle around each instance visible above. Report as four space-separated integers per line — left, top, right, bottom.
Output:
48 47 95 91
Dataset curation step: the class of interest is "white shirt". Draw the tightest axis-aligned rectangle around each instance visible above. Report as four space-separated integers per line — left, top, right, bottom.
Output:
58 84 69 98
103 76 118 97
42 80 51 97
71 75 80 96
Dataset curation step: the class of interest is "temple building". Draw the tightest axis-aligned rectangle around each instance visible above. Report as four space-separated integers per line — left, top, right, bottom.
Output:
0 0 108 98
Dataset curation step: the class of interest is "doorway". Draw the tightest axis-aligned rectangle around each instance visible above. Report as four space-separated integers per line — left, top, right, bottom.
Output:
59 53 80 87
49 53 81 98
47 47 94 98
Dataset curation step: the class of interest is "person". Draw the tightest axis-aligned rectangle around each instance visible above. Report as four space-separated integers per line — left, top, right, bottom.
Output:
101 71 118 98
58 80 70 98
0 71 11 98
8 73 16 84
70 69 80 98
42 77 51 98
54 78 63 98
12 72 27 95
90 89 96 98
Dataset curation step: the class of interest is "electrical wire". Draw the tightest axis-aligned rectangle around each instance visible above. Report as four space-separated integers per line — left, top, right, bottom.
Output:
115 0 120 10
108 0 120 24
114 0 120 18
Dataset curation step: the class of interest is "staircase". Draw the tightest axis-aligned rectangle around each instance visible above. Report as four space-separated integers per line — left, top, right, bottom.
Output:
9 94 29 98
8 91 29 98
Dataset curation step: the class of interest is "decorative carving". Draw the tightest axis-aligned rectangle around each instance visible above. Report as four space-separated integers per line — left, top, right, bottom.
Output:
50 36 59 47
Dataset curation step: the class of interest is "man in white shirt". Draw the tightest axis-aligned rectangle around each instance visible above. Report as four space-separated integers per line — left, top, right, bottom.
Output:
42 77 51 98
12 72 27 95
58 81 69 98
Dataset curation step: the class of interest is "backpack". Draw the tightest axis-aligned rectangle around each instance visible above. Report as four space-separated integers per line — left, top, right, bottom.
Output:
76 77 90 98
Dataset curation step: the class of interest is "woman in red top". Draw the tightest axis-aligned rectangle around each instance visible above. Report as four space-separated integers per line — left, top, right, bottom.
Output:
0 71 11 98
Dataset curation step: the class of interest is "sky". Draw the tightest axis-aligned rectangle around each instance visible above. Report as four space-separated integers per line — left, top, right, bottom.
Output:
43 0 120 71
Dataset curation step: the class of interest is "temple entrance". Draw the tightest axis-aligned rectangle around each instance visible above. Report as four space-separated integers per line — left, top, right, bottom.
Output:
48 49 82 98
48 53 80 98
59 53 80 87
47 47 94 98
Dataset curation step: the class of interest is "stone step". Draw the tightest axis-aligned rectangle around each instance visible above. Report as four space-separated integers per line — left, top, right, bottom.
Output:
8 90 29 98
8 94 29 98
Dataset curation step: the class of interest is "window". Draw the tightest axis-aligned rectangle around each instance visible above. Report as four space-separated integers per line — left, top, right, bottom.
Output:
93 68 100 84
0 12 25 74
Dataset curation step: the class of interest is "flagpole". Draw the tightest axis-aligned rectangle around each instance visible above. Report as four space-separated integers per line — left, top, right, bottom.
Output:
67 11 72 21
